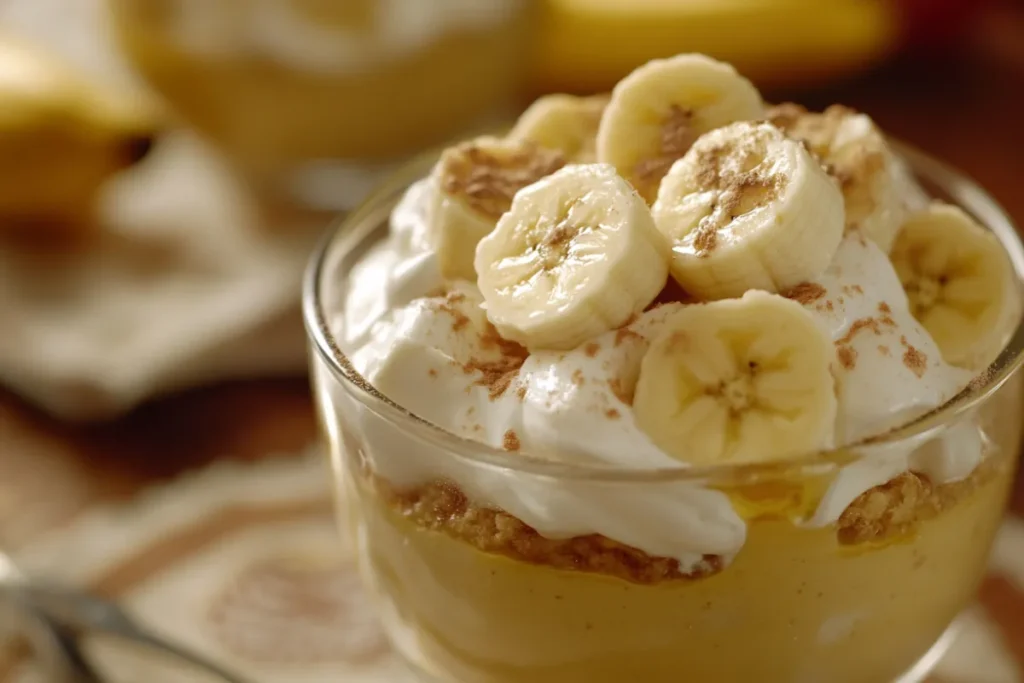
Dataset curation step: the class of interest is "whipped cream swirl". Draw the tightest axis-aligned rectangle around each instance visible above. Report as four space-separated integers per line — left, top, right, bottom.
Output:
330 178 981 567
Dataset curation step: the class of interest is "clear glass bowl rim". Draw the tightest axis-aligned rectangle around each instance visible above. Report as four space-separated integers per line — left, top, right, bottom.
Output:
303 141 1024 485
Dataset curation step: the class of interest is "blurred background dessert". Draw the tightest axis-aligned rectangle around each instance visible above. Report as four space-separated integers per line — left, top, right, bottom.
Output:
107 0 533 211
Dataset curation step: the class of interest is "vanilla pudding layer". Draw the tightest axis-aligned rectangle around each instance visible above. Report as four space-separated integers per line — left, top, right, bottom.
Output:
331 175 1007 574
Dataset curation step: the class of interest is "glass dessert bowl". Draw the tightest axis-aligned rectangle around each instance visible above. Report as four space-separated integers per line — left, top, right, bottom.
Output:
305 54 1024 683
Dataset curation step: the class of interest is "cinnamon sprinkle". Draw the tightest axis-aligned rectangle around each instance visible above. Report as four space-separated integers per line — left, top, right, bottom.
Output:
900 335 928 377
783 282 826 305
502 430 521 452
836 345 858 370
442 142 565 219
608 378 632 405
837 317 882 345
615 327 643 347
464 325 530 399
584 342 600 358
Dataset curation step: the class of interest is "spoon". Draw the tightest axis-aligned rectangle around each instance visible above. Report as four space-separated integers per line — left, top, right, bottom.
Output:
0 550 251 683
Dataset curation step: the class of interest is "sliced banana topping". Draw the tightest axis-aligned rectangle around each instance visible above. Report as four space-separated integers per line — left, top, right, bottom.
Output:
652 121 844 300
474 164 669 351
509 93 610 163
633 290 837 465
767 103 918 252
596 54 764 203
427 136 565 280
891 202 1017 369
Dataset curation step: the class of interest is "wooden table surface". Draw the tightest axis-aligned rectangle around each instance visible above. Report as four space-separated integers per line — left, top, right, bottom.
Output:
0 2 1023 676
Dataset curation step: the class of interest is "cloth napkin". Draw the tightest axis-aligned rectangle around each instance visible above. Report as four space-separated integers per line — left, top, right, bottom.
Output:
0 0 320 420
0 446 1020 683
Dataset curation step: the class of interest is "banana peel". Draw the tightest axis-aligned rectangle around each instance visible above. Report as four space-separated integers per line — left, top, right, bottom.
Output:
529 0 900 94
0 33 162 239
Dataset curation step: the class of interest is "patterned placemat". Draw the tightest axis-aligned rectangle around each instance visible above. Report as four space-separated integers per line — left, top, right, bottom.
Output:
0 447 1020 682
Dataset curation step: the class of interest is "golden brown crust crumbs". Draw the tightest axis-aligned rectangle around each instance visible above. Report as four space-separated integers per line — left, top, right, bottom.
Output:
381 478 722 584
837 459 999 544
442 141 565 219
374 459 996 584
783 282 827 305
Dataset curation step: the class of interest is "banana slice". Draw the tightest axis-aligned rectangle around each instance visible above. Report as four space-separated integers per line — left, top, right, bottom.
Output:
633 290 837 465
890 202 1017 369
508 93 610 163
475 163 669 350
652 121 844 300
427 136 565 280
596 53 764 203
767 103 918 252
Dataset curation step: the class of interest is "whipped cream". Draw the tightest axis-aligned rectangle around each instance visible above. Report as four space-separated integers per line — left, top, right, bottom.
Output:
163 0 522 73
333 177 980 565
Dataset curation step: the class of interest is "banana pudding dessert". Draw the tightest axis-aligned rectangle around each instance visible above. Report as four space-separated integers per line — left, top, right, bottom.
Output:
311 54 1024 683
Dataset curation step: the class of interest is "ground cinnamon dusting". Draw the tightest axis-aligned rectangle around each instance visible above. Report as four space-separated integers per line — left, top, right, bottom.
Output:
687 131 783 253
464 325 530 399
584 342 600 358
837 317 883 345
428 368 438 378
443 142 565 218
605 409 621 419
901 338 928 378
783 282 826 305
634 105 697 195
608 378 632 405
502 430 521 452
615 327 643 347
434 290 471 331
836 345 857 370
571 369 585 386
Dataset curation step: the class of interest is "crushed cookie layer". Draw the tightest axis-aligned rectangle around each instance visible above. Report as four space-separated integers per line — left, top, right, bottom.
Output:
370 455 1000 585
378 478 722 585
837 456 1002 545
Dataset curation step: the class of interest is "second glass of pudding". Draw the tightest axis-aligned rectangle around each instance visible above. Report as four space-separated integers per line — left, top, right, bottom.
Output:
108 0 532 212
306 54 1024 683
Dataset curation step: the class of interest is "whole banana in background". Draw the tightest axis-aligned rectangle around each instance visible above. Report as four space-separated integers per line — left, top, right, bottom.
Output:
529 0 990 95
0 33 161 238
